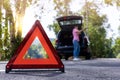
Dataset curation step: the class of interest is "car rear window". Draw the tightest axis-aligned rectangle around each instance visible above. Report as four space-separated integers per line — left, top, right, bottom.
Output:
59 20 82 26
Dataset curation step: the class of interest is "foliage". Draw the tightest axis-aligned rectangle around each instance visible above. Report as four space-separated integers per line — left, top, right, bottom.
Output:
116 53 120 58
104 0 120 58
112 38 120 57
14 0 34 37
53 0 72 16
118 26 120 35
81 1 115 58
104 0 120 6
48 0 72 36
48 21 60 36
0 0 11 60
0 5 3 57
0 0 38 60
50 38 56 47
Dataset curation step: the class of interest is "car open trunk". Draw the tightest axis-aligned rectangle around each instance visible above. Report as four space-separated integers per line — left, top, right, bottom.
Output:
58 30 73 46
56 16 83 31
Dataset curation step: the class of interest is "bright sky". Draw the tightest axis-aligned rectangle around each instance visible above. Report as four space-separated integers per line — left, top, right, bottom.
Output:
23 0 120 39
23 0 56 38
102 6 120 39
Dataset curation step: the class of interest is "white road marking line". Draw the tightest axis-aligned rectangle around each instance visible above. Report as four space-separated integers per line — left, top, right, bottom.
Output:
0 70 5 72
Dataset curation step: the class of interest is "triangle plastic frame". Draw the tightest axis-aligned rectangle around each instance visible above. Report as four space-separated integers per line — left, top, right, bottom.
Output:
5 20 64 73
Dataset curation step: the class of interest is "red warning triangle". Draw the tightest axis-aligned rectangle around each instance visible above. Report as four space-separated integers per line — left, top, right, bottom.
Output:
6 20 64 73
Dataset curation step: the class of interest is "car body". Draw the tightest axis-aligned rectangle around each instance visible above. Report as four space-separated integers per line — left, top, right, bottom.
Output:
55 16 91 60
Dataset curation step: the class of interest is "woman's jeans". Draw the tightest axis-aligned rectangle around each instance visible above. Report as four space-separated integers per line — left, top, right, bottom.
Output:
73 40 80 58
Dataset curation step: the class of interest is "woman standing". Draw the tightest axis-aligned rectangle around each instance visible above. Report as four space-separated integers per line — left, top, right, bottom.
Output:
72 26 86 60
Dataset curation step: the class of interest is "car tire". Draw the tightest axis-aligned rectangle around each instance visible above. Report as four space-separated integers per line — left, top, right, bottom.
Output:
64 55 69 60
58 55 62 59
85 52 91 60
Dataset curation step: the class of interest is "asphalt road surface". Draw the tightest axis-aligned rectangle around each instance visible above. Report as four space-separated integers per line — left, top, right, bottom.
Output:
1 58 120 80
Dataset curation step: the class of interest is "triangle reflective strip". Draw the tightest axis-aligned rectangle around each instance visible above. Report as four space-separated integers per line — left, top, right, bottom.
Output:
6 20 64 72
13 26 58 65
